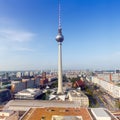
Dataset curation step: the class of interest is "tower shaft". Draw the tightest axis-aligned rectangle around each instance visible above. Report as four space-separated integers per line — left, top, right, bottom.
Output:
57 42 63 94
56 0 64 95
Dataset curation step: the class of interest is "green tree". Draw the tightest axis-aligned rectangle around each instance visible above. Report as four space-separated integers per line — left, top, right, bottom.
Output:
51 81 58 88
63 75 68 82
116 101 120 109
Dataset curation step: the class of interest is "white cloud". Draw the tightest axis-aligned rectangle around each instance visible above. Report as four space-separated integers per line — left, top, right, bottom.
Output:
0 29 35 42
0 17 36 42
15 47 35 52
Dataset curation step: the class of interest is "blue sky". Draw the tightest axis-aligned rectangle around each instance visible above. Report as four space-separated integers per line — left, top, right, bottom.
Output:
0 0 120 70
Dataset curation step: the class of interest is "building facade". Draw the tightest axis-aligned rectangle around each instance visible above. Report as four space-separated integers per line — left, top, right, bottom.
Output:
90 76 120 98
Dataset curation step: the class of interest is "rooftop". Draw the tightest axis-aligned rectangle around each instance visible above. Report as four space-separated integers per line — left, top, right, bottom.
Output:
89 108 117 120
14 88 42 100
69 90 87 98
21 107 92 120
91 108 110 117
4 100 82 111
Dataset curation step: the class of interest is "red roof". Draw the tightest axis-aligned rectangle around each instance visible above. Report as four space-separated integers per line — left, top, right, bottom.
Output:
76 80 84 87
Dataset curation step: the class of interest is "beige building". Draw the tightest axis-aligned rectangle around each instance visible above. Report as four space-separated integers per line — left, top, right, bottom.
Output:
68 90 89 107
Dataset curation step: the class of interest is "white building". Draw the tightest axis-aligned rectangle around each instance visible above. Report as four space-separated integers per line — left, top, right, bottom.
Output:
14 88 42 100
91 76 120 98
24 71 30 76
30 71 34 76
16 72 22 78
91 108 111 120
66 73 78 79
97 73 120 83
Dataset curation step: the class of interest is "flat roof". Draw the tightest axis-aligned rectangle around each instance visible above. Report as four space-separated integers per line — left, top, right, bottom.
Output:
69 90 87 98
91 108 110 117
52 116 82 120
21 107 92 120
4 100 83 111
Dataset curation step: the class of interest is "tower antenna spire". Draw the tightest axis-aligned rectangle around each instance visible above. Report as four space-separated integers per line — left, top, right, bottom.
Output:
58 0 61 29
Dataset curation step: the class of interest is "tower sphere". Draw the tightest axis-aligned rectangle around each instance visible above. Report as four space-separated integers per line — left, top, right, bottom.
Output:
56 28 64 42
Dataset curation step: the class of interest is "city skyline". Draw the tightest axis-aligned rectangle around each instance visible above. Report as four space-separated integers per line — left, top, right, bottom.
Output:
0 0 120 70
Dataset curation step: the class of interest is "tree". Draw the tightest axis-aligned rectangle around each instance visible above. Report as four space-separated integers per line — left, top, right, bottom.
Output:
63 75 68 82
116 101 120 109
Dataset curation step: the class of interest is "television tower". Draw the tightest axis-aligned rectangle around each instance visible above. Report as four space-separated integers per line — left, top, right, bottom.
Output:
56 0 64 94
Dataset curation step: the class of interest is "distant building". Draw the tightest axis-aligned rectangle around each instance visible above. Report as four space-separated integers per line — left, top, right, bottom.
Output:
116 70 120 73
73 79 85 89
16 72 22 78
0 110 19 120
30 71 34 76
24 71 30 77
40 72 48 86
0 79 11 89
68 90 89 107
40 79 48 86
11 78 40 93
90 76 120 98
66 73 78 79
97 73 120 83
14 88 42 100
42 72 46 79
4 72 9 79
0 89 11 104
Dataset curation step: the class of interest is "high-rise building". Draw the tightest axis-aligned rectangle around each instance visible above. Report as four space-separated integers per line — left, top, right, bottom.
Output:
16 72 22 78
24 71 30 76
30 71 34 76
40 72 48 86
56 0 64 94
